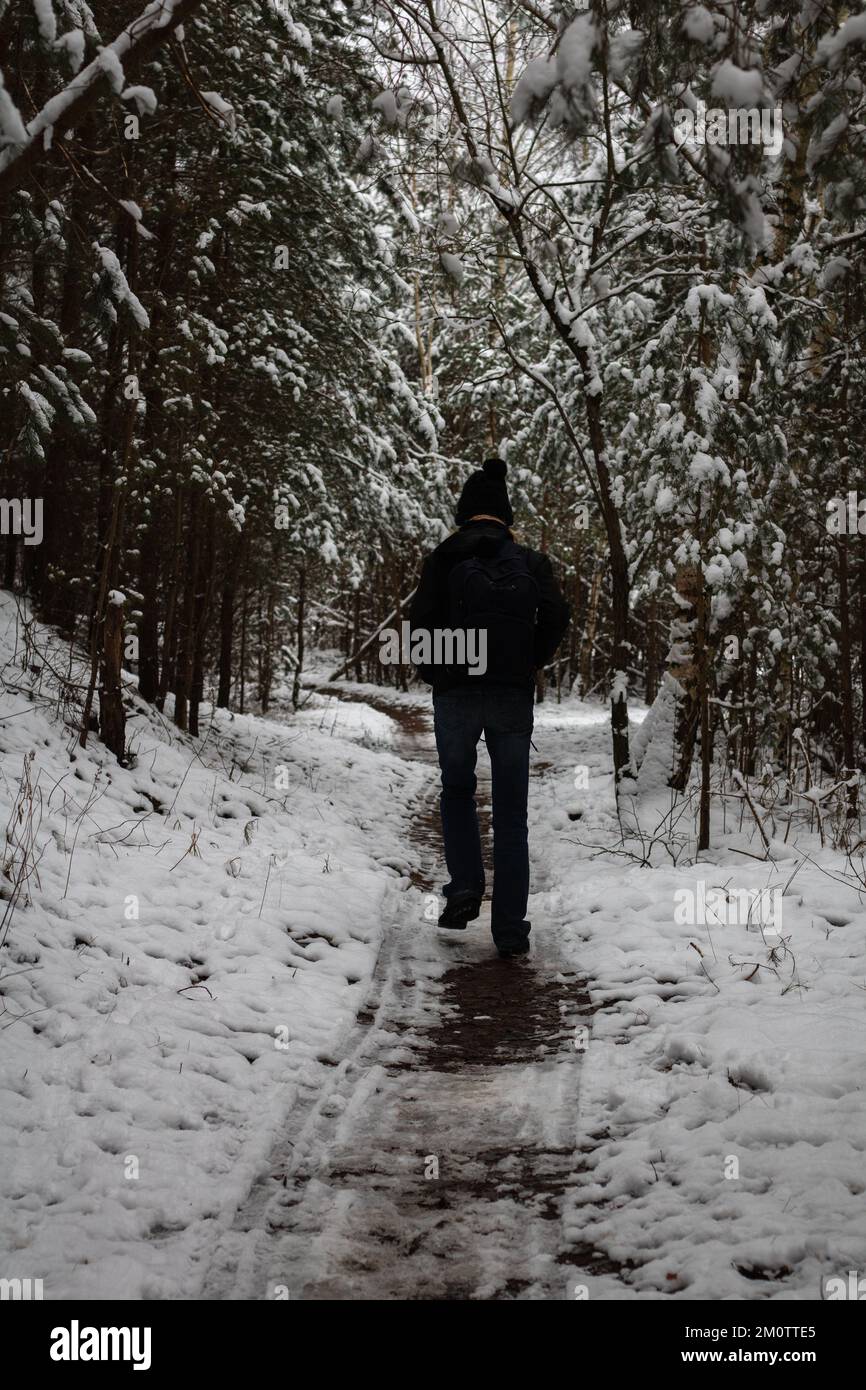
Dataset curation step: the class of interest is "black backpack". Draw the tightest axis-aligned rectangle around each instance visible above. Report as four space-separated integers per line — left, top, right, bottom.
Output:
447 538 540 681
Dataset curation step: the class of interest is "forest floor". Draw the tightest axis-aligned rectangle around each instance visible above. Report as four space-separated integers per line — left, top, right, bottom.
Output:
1 592 866 1300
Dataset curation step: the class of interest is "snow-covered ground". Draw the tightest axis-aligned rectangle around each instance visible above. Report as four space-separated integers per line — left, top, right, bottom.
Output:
0 595 427 1299
531 703 866 1300
2 596 864 1300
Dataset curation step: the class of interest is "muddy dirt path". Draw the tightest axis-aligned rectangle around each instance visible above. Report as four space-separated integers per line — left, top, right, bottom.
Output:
205 688 593 1300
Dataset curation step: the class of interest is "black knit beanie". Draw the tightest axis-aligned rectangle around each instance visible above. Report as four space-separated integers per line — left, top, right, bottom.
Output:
455 458 513 526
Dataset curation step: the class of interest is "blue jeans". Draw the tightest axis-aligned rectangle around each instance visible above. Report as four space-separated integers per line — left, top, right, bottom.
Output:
433 684 534 947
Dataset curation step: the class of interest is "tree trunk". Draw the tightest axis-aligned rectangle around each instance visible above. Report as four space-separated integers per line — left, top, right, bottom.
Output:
99 595 126 762
353 589 363 682
239 581 248 715
838 533 857 817
157 486 184 713
189 505 214 738
259 586 275 713
859 535 866 763
645 595 659 706
137 509 161 703
218 562 235 709
174 493 201 732
669 563 704 793
580 565 602 695
292 564 306 709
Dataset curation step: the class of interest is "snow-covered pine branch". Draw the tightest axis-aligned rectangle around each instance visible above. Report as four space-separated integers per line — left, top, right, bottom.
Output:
0 0 204 199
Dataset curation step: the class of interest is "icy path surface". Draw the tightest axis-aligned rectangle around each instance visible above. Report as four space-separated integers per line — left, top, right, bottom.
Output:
205 698 592 1300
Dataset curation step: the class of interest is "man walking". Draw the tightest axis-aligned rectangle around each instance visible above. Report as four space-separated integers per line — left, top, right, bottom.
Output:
410 458 570 958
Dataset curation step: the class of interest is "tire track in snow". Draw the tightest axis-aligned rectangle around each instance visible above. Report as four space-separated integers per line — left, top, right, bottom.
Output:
204 691 594 1300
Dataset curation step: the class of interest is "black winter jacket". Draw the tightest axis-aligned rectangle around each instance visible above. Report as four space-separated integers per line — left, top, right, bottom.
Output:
409 520 571 693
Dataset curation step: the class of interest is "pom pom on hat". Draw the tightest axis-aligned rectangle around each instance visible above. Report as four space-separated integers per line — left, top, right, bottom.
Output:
483 458 507 481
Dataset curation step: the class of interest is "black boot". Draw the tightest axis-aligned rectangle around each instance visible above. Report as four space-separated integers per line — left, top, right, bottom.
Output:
437 889 482 931
494 923 531 958
496 939 530 959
